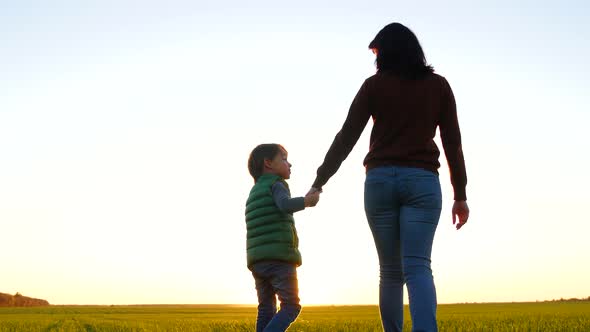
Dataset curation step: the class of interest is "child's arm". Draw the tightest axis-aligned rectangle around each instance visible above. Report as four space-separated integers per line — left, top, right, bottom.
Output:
271 182 306 213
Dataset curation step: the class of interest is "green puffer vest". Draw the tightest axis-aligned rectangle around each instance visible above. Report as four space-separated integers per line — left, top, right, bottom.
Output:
245 174 302 268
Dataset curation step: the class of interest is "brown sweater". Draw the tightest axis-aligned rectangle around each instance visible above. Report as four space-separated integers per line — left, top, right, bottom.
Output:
312 73 467 201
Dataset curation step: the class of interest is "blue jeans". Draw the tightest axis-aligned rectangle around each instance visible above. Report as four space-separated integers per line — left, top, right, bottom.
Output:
251 261 301 332
364 166 442 332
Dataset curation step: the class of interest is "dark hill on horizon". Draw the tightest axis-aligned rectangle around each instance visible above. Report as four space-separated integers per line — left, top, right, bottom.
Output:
0 292 49 307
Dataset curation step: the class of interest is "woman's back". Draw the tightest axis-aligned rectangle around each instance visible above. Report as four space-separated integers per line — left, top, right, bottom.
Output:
363 72 456 174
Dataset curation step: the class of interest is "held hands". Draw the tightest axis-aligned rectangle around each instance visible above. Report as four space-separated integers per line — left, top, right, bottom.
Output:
452 200 470 230
304 187 322 208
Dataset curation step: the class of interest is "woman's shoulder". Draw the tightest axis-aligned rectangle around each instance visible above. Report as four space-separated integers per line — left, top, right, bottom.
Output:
416 72 448 84
429 73 453 92
430 72 449 83
366 72 449 86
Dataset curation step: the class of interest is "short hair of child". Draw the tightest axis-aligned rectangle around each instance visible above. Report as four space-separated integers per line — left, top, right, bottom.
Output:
248 143 286 182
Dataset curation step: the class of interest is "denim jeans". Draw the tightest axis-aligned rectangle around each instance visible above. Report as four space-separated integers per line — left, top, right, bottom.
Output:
251 261 301 332
364 166 442 332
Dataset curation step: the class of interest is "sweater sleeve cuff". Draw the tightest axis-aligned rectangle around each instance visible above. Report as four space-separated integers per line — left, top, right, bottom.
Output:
454 187 467 201
312 178 324 191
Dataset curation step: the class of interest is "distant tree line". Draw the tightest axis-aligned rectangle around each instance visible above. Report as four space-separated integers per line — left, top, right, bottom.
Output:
545 296 590 302
0 292 49 307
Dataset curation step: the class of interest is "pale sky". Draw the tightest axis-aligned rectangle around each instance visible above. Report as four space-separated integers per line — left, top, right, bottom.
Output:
1 0 589 305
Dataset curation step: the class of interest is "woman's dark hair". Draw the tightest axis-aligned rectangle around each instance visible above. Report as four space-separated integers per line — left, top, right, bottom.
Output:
369 23 434 79
248 143 286 182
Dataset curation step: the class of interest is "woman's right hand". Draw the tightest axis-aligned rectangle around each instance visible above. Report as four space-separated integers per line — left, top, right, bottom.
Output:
452 201 469 230
306 187 322 196
304 191 320 207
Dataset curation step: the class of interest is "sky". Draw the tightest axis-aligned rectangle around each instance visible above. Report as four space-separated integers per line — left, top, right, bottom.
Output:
1 0 589 305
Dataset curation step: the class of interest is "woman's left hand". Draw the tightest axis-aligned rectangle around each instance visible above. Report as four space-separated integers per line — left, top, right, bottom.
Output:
452 200 469 230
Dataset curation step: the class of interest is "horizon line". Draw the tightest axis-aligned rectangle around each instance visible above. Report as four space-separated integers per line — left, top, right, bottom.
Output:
44 298 590 307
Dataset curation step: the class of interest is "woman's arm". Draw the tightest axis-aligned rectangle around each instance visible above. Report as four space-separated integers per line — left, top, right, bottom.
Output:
439 77 467 201
312 80 372 190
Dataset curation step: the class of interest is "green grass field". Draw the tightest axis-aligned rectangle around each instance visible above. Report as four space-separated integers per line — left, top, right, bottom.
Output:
1 302 589 331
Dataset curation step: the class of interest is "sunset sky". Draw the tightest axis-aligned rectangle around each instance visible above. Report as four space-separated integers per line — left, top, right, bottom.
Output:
1 0 589 305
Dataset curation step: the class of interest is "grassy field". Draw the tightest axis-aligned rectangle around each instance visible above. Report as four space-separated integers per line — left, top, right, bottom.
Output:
0 302 589 331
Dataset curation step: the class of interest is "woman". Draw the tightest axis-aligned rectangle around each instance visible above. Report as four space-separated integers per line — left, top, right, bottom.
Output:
309 23 469 331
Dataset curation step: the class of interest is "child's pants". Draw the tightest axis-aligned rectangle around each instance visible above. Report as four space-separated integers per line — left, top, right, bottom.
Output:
251 261 301 332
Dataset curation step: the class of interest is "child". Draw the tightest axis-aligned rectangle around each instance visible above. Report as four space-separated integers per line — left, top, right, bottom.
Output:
246 143 320 332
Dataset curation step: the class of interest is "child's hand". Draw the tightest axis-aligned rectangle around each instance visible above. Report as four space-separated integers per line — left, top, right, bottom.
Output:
304 191 320 207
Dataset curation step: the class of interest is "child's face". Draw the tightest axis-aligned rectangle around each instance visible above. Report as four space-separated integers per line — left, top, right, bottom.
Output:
266 150 292 179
